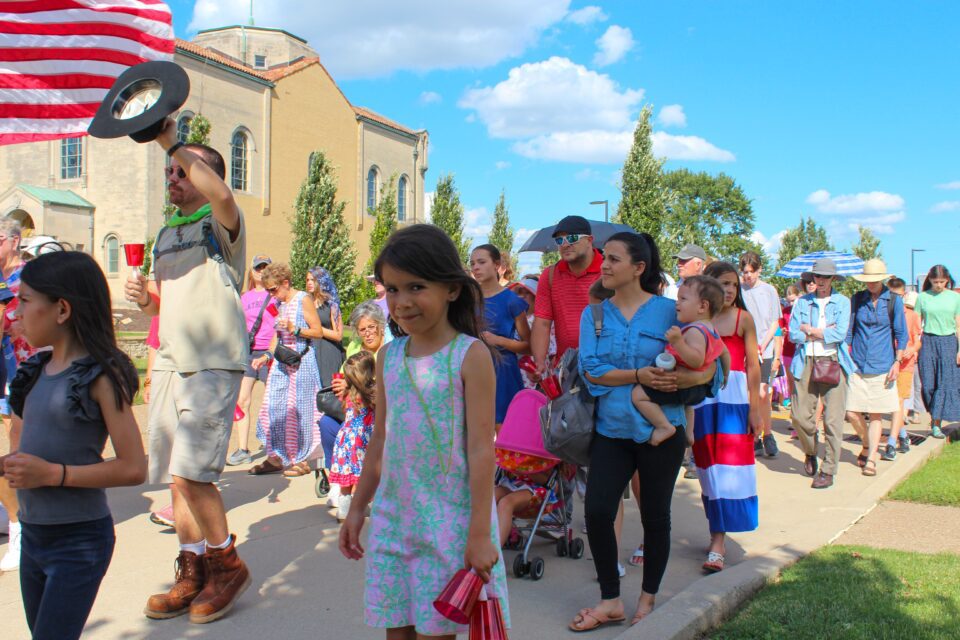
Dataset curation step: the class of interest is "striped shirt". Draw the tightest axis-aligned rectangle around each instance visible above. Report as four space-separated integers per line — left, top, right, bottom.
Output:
534 250 602 357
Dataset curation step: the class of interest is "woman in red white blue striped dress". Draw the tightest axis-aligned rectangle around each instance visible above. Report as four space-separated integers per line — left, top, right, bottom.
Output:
692 261 761 573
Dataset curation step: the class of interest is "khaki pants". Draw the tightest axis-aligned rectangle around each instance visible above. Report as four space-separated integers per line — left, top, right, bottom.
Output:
792 355 847 476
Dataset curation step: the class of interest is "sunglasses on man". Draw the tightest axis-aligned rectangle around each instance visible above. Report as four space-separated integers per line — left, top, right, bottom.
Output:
164 166 186 180
553 233 587 246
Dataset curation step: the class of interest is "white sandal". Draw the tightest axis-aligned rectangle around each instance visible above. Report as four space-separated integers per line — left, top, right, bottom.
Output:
628 545 644 566
702 551 724 573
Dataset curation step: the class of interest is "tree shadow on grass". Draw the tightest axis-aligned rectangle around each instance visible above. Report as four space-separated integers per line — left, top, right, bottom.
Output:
708 545 960 640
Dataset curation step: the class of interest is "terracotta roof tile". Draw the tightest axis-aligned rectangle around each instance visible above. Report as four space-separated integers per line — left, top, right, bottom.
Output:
263 57 318 80
175 38 269 81
354 106 420 136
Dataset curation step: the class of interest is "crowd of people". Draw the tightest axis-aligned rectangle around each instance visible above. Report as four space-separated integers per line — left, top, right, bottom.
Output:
0 122 957 639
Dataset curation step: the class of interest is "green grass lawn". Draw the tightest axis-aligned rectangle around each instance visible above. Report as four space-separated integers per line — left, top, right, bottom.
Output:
888 442 960 507
710 545 960 640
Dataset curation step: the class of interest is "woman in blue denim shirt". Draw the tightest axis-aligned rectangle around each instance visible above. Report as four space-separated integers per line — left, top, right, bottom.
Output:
569 233 718 632
788 258 854 489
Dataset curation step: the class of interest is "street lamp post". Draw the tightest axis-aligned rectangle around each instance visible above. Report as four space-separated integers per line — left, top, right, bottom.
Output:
590 200 609 222
911 248 926 291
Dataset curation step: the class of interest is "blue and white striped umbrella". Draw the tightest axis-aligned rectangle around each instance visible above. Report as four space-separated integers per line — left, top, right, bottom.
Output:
775 251 864 278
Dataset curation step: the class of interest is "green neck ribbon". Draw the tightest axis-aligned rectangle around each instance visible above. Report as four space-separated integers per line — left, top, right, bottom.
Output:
166 203 212 227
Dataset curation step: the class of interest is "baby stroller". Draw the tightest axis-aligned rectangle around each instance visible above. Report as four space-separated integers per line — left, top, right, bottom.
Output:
495 389 585 581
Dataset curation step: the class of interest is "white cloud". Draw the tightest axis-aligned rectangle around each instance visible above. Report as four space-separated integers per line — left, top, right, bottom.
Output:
845 212 906 235
593 25 634 66
565 5 607 25
657 104 687 128
514 227 537 251
513 130 631 163
935 181 960 190
931 200 960 213
459 57 644 139
189 0 570 78
806 189 905 214
575 168 600 181
495 160 511 170
418 91 442 105
750 229 788 259
651 132 735 162
464 207 492 243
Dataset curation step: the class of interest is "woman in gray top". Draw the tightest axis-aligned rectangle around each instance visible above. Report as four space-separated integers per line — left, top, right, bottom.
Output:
0 252 145 640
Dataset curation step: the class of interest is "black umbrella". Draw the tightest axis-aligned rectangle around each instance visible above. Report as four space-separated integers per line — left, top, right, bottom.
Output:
518 220 635 253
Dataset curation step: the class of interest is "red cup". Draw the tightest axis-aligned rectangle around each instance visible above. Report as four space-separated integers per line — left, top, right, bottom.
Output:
469 590 508 640
332 372 344 382
123 243 145 268
518 355 538 375
266 301 279 317
233 404 245 421
540 374 562 400
434 569 484 625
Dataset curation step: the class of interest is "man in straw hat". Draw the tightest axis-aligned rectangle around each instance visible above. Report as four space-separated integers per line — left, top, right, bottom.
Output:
844 259 907 477
788 258 856 489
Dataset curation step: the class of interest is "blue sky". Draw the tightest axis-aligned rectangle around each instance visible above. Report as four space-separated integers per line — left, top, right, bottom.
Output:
167 1 959 284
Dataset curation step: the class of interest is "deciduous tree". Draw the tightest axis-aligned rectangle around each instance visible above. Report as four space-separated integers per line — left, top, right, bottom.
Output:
431 174 471 263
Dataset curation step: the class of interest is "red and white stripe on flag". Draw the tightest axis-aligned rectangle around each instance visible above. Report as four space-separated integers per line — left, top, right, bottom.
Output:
0 0 174 145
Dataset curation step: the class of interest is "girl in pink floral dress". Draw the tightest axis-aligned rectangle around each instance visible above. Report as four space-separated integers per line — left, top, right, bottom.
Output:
329 352 375 521
339 225 509 638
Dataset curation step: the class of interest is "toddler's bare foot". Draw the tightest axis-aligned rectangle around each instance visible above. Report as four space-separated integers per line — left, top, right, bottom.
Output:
649 424 676 446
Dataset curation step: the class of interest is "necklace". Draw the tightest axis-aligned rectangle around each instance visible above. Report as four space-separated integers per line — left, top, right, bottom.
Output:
402 335 458 476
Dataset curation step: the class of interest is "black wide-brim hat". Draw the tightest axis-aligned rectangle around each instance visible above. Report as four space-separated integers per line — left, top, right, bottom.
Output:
88 61 190 143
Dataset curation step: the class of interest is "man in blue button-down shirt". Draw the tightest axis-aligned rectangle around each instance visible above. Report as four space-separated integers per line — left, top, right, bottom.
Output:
844 259 907 476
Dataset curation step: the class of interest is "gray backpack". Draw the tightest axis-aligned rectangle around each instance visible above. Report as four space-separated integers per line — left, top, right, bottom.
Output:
539 303 603 467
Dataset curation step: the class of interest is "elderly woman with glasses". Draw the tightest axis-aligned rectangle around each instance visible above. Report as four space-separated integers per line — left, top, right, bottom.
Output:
248 263 325 477
318 301 387 506
788 258 854 490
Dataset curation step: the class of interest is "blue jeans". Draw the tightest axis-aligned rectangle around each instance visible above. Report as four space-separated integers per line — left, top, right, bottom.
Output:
319 415 342 469
20 516 115 640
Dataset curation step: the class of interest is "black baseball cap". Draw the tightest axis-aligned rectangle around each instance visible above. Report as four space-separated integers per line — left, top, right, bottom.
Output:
553 215 591 237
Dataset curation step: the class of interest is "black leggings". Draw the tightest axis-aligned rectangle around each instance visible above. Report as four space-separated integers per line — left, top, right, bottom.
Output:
585 431 686 599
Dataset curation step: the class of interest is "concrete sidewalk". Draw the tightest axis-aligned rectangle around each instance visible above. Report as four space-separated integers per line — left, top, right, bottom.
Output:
0 407 943 640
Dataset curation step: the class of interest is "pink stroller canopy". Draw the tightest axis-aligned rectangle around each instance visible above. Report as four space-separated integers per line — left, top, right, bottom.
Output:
495 390 559 461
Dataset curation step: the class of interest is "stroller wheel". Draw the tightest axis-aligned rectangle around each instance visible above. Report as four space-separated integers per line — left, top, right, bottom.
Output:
512 554 527 578
529 557 545 581
570 537 585 559
555 537 569 557
314 469 330 499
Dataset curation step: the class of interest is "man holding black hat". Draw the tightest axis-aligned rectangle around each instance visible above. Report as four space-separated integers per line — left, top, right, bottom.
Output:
531 215 602 372
125 118 250 624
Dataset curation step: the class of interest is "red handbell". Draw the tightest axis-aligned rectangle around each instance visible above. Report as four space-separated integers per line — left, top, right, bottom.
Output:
469 588 508 640
433 569 484 625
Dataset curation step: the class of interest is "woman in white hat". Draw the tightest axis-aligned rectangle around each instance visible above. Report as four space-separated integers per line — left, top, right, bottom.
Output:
788 258 855 489
845 259 907 477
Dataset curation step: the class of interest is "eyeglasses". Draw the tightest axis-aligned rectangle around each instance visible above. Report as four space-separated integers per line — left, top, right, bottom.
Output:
553 233 586 246
164 166 186 180
265 286 278 294
357 325 380 336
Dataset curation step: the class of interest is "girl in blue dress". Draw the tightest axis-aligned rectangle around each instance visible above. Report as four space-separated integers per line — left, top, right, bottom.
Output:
470 244 530 424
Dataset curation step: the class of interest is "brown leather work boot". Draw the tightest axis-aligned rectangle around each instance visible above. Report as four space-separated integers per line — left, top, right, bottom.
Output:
188 535 251 624
144 551 205 619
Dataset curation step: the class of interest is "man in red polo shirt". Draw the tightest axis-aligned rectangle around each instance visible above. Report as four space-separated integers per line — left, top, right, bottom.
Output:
532 215 602 373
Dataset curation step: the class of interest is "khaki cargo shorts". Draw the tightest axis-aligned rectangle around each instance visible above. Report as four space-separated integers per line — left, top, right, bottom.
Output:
148 369 243 484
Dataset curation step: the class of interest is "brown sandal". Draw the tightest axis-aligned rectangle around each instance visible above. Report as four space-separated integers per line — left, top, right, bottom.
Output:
857 449 869 468
862 460 877 477
569 608 626 633
248 459 283 475
283 462 312 477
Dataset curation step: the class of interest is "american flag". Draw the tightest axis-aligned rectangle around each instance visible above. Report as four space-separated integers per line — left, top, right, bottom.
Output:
0 0 174 146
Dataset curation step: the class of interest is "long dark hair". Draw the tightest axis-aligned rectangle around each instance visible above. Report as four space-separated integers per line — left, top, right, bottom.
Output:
21 252 139 409
375 224 486 340
922 264 955 291
604 231 664 296
704 261 747 310
472 243 502 264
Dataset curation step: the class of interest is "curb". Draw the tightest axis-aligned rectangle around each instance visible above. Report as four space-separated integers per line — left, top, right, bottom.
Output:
612 435 948 640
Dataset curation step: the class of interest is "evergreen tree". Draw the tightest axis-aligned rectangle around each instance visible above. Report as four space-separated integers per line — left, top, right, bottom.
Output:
289 150 362 314
488 190 514 256
356 175 399 300
615 105 665 237
431 173 471 263
186 114 211 145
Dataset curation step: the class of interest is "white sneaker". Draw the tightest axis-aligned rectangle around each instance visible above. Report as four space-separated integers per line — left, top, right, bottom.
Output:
1 521 21 571
326 483 341 508
337 494 352 522
618 562 626 578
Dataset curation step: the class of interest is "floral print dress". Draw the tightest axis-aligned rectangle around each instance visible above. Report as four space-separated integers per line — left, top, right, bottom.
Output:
329 402 373 487
364 334 510 635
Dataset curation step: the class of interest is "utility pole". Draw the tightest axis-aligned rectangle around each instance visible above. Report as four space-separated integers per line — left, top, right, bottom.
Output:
590 200 609 222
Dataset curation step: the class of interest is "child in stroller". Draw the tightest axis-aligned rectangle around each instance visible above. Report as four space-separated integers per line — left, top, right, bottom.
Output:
494 389 584 580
